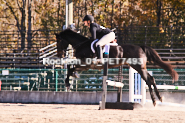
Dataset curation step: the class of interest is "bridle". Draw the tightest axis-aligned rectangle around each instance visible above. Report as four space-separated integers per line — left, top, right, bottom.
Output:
72 39 91 49
57 36 68 56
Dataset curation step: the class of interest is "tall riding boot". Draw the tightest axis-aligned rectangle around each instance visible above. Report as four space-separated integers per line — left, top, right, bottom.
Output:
96 45 103 63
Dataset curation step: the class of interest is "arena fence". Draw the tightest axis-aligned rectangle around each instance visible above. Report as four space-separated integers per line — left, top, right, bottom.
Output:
117 26 185 49
0 68 185 92
1 26 185 52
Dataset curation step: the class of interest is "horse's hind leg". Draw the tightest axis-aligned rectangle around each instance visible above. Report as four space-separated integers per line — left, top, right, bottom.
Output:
148 85 156 106
153 81 163 102
131 65 162 106
131 66 156 105
146 72 162 102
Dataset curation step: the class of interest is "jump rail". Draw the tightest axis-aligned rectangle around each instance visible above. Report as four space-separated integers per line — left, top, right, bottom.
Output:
106 80 124 88
146 85 185 90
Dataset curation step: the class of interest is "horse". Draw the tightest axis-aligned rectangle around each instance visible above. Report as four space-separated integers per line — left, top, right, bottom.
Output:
55 28 179 106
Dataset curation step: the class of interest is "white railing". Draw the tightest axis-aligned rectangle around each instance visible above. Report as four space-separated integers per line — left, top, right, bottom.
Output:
39 42 57 52
39 42 57 62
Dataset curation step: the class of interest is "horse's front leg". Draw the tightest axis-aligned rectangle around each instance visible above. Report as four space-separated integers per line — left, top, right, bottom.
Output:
65 65 75 88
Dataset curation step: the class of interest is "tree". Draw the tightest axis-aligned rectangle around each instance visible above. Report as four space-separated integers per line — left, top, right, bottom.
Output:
3 0 26 50
27 0 32 50
34 0 65 30
1 0 184 51
125 0 185 26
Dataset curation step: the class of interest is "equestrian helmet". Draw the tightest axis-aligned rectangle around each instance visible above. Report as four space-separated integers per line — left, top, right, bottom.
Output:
83 15 94 22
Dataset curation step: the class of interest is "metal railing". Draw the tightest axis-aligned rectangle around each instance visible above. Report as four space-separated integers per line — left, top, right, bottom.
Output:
39 42 57 63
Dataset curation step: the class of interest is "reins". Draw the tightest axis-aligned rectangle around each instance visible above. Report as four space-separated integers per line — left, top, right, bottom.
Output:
61 38 91 51
72 39 91 49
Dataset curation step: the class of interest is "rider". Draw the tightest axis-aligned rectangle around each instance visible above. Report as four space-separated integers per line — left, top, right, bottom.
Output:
83 15 115 62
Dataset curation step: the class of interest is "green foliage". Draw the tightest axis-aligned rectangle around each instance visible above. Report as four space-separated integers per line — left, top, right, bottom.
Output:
33 0 65 30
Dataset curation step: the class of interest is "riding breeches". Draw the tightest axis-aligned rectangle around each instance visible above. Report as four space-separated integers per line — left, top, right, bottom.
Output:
96 32 115 47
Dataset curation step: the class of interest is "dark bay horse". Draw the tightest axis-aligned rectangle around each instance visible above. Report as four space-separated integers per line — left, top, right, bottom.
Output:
55 29 179 106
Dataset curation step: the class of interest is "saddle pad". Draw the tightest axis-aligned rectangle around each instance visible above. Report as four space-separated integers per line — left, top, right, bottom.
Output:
91 39 118 54
91 39 99 53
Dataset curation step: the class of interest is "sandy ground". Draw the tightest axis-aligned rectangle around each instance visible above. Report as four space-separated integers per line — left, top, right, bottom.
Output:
0 103 185 123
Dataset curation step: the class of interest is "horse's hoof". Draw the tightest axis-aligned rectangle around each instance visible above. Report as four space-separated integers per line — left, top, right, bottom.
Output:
160 97 163 102
73 72 79 78
153 101 156 107
65 83 70 87
65 86 71 92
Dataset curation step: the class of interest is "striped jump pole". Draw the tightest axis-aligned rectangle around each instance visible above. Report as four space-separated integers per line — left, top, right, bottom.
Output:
117 65 123 102
99 45 126 110
134 72 141 103
99 46 109 110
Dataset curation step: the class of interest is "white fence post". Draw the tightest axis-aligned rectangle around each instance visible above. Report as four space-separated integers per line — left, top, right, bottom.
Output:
129 67 152 106
129 67 136 102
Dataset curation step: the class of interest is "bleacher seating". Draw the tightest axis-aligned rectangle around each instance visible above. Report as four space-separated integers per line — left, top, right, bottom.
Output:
0 72 38 91
154 49 185 68
0 27 184 69
0 48 184 68
0 50 53 68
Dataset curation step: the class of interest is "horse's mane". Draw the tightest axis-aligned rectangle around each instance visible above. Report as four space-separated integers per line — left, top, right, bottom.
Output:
59 29 89 42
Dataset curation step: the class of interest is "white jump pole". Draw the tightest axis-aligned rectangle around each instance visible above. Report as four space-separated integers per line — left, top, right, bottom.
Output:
106 80 124 88
129 67 135 103
146 85 185 90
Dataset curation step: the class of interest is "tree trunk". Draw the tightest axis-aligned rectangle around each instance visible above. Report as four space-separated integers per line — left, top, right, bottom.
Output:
27 0 32 50
21 0 26 50
21 31 25 50
156 0 162 26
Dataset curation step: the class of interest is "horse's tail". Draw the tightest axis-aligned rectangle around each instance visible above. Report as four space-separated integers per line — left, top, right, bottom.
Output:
140 45 179 82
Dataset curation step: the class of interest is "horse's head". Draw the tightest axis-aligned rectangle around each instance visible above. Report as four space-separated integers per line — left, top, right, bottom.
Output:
55 33 69 58
55 29 90 58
